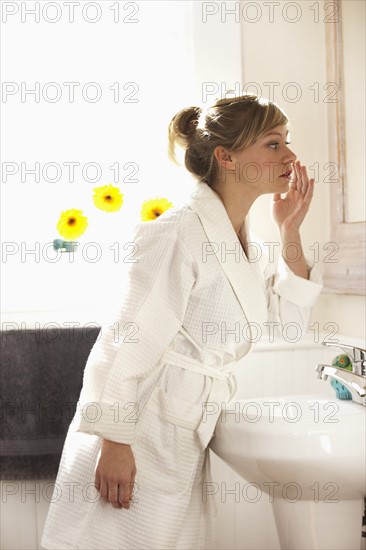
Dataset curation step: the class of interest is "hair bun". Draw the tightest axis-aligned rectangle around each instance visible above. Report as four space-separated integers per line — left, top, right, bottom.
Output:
168 106 203 164
175 106 202 138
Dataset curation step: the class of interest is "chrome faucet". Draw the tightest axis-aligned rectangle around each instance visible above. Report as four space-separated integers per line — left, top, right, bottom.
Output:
315 341 366 406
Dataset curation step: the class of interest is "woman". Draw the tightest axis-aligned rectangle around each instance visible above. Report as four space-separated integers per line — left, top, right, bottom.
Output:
41 95 323 549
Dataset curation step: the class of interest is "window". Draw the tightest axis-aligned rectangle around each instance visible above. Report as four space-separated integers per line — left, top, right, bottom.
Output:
1 1 242 320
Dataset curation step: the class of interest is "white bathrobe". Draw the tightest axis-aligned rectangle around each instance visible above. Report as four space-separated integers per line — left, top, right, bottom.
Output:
41 181 323 550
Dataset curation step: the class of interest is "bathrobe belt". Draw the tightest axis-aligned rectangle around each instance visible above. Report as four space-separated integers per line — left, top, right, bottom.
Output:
161 348 239 449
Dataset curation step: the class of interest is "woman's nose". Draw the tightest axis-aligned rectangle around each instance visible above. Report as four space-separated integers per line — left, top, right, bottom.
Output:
285 146 297 164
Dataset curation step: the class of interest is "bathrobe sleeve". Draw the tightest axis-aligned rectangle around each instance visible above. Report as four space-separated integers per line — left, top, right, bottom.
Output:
261 244 323 339
73 221 197 445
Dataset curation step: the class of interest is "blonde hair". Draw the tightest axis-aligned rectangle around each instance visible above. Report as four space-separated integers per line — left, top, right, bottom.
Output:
168 94 289 186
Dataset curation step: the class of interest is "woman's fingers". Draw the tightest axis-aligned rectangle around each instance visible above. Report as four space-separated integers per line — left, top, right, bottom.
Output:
106 483 120 509
129 468 137 503
99 476 108 502
94 471 101 492
98 479 130 509
301 164 310 196
290 160 299 189
304 178 315 204
119 481 134 509
291 161 313 197
98 478 133 509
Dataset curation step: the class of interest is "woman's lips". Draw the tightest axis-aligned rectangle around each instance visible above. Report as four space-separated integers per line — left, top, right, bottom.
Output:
279 170 292 179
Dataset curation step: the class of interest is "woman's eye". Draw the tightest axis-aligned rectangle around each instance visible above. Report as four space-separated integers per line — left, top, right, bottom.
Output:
268 141 291 149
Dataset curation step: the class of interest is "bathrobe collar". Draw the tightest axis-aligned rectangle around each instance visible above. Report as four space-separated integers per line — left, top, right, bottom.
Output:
187 181 268 351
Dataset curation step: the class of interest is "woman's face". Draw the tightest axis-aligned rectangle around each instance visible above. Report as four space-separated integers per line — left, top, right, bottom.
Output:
227 124 297 195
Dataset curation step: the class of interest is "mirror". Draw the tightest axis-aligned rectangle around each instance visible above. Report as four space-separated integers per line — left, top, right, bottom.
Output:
323 0 365 295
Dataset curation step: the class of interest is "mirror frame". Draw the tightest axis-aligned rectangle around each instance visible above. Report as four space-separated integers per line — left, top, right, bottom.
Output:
323 0 365 295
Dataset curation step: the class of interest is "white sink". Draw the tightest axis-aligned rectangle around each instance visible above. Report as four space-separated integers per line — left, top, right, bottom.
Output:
209 394 366 550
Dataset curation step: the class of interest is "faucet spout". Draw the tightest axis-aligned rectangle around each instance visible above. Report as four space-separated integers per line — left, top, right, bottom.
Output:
316 340 366 405
316 363 366 405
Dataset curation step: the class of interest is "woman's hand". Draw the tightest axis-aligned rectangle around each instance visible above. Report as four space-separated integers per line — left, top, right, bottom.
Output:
94 439 137 509
272 160 315 235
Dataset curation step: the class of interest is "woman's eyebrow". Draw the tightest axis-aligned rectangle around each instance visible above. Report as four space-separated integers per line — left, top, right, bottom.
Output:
262 130 289 137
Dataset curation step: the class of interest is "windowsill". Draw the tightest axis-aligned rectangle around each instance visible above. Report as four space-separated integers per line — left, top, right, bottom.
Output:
0 309 108 329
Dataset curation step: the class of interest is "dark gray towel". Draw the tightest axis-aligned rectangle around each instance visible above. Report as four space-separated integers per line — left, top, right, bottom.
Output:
0 326 99 479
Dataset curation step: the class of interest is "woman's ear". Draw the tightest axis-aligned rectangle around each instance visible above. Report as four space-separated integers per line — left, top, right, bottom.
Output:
213 146 234 170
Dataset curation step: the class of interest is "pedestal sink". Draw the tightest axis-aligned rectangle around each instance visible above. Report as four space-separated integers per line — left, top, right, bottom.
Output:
209 394 366 550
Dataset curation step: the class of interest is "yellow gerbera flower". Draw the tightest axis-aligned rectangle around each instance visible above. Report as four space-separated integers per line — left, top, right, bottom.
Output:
56 209 88 239
93 184 124 212
140 197 174 221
